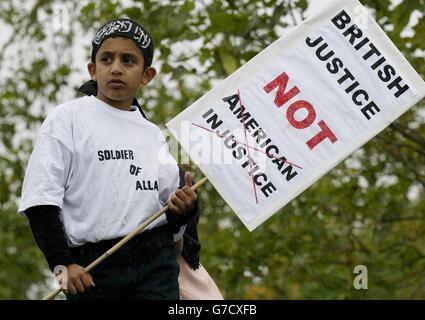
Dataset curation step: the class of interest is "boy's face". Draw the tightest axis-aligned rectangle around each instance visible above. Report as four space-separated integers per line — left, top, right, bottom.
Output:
88 36 156 110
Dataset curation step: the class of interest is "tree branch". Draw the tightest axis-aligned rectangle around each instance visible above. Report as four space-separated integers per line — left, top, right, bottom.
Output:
380 215 425 223
287 0 299 26
390 122 425 149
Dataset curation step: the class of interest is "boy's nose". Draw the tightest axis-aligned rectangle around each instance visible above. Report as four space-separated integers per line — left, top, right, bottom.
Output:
110 61 123 75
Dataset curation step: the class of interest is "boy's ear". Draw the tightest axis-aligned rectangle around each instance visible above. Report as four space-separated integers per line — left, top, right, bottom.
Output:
141 66 156 86
88 62 97 81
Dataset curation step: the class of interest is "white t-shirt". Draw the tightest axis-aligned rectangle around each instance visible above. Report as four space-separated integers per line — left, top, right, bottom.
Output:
19 95 184 246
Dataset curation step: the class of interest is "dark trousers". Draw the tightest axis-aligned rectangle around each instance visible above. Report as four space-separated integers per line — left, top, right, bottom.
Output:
67 224 179 300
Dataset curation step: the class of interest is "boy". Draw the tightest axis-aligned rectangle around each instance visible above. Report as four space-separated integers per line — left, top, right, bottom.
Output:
18 18 198 299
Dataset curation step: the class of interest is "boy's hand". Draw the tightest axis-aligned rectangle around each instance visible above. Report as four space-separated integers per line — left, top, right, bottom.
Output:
63 264 95 295
167 172 197 216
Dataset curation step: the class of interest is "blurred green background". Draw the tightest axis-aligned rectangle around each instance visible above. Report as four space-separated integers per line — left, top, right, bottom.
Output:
0 0 424 299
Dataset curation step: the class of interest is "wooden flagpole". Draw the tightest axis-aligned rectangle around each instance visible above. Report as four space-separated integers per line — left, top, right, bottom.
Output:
42 176 208 300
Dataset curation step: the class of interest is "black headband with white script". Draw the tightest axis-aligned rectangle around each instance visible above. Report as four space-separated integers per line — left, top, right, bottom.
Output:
91 18 154 67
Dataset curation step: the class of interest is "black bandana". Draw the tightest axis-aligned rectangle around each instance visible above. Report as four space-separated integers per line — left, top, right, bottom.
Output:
91 18 154 67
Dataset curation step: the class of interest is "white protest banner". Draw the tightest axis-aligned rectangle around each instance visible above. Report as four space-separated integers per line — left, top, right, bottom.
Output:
166 0 425 231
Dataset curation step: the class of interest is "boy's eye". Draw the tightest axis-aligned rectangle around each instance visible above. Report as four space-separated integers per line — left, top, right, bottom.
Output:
101 56 112 63
123 56 136 64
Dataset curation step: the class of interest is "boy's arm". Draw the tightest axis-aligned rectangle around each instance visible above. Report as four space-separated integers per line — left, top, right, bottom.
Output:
26 205 75 271
26 205 95 294
165 167 199 234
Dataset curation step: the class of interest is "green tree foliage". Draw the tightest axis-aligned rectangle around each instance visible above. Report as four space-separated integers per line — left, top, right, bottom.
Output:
0 0 423 299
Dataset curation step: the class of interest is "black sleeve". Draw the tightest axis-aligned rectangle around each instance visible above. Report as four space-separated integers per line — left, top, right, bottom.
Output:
165 166 199 230
25 205 76 272
177 167 202 270
182 202 201 270
165 167 201 269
